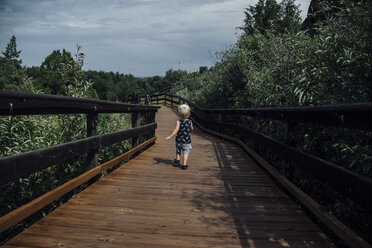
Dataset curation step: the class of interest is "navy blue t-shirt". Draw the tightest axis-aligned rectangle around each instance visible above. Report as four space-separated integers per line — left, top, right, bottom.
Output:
175 119 192 144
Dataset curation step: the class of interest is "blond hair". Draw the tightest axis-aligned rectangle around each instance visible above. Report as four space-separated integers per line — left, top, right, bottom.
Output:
178 104 191 119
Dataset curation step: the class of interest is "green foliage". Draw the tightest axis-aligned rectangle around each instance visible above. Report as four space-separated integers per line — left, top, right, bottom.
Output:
0 36 25 90
2 35 22 62
190 1 371 108
198 66 208 74
241 0 301 36
85 68 183 102
34 49 86 95
164 69 187 85
98 113 132 165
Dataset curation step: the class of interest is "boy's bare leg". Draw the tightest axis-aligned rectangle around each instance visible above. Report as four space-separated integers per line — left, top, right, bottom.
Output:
176 153 181 161
183 154 189 165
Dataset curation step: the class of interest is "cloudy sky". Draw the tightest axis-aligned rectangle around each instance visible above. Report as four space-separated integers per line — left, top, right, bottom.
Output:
0 0 311 77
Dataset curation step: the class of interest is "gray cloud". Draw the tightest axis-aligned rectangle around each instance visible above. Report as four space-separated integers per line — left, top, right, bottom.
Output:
0 0 310 77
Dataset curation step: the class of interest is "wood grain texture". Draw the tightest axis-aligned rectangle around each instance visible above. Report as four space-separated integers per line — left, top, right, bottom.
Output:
3 106 334 248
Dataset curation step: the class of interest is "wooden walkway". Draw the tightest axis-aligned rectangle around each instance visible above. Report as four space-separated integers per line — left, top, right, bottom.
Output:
3 106 333 248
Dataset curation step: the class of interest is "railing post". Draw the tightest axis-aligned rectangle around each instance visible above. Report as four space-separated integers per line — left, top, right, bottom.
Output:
252 118 259 152
151 111 156 138
86 113 98 169
144 110 153 139
284 121 296 146
132 112 139 148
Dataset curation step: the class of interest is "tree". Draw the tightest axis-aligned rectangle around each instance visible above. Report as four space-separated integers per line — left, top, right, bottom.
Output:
279 0 302 33
241 0 281 36
199 66 208 74
302 0 365 35
0 36 24 90
164 69 187 85
35 49 86 95
2 35 22 64
240 0 301 36
74 44 84 69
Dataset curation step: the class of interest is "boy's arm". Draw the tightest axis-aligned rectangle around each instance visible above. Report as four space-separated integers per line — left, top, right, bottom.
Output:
165 121 180 140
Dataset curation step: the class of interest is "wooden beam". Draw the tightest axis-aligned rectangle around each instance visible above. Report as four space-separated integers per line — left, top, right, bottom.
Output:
0 90 160 115
0 137 156 234
86 113 98 169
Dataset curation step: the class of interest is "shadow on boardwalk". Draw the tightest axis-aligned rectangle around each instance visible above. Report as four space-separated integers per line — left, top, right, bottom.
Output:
189 130 331 247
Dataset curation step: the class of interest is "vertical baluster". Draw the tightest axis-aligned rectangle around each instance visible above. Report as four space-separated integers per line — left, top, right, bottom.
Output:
151 110 156 138
86 113 98 169
284 121 296 146
252 118 259 152
132 112 139 148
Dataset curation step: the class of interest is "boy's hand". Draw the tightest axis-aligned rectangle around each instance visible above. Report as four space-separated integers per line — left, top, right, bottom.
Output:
165 136 171 141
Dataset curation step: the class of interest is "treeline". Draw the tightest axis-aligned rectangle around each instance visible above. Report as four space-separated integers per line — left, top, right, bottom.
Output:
85 69 188 102
0 37 190 101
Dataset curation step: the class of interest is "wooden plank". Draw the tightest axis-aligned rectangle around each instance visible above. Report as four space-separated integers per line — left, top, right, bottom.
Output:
0 137 156 234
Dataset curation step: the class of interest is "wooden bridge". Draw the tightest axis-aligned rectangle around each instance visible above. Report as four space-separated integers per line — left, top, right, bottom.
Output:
1 106 333 247
0 91 371 247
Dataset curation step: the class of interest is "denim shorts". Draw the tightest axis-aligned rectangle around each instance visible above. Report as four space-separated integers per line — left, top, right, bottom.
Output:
176 143 192 155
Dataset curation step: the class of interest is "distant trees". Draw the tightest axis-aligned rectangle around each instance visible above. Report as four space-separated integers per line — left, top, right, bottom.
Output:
85 69 186 102
0 37 199 103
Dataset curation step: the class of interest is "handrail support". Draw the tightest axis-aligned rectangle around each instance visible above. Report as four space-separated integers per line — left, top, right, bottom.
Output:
86 113 98 169
132 112 139 148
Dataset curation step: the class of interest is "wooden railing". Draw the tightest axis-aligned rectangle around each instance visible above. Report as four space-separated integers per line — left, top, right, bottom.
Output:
0 90 160 233
152 93 372 209
152 93 372 248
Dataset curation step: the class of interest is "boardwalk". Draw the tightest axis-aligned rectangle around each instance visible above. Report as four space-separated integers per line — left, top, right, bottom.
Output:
3 106 333 247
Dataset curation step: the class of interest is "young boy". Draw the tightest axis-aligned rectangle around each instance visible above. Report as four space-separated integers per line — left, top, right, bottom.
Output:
165 104 193 169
